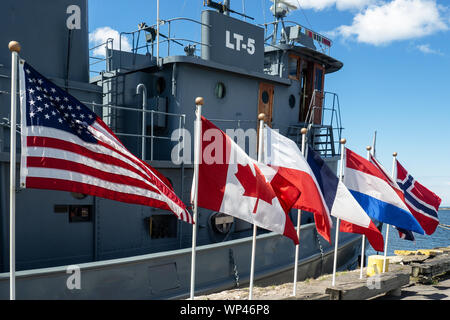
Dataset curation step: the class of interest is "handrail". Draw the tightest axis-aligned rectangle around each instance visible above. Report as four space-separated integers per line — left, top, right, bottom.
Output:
115 17 211 69
81 101 186 162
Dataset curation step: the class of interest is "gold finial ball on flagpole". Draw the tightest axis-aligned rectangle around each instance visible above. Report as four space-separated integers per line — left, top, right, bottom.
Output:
301 128 307 135
8 41 21 53
366 146 372 151
340 138 346 144
393 152 398 157
258 113 265 121
195 97 204 106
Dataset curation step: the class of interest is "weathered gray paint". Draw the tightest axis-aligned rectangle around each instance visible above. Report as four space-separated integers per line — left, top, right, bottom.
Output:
0 0 89 82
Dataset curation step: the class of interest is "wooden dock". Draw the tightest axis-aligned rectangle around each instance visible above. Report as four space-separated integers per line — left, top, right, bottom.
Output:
195 246 450 300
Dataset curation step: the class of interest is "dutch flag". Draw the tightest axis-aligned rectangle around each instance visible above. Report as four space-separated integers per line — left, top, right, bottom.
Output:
344 148 425 235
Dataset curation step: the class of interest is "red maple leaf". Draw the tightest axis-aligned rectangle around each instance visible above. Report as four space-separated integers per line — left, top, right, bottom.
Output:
234 163 276 214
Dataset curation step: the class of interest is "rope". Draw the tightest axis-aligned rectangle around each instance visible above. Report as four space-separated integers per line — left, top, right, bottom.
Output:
438 224 450 231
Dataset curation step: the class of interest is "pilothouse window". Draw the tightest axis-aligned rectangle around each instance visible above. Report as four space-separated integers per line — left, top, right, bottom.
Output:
288 55 300 80
315 68 323 92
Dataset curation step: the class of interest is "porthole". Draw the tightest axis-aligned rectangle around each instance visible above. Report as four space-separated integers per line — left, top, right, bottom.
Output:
156 77 166 94
289 94 296 109
261 90 269 104
215 82 226 99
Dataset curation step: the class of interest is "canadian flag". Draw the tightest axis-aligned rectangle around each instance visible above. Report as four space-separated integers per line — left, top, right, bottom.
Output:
192 116 300 244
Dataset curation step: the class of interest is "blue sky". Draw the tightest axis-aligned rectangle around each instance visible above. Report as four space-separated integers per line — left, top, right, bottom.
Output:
88 0 450 206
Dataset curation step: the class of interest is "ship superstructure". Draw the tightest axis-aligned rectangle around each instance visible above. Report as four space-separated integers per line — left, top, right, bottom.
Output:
0 1 359 300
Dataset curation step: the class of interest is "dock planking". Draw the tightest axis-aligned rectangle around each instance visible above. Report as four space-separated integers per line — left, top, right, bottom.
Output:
325 267 410 300
411 254 450 284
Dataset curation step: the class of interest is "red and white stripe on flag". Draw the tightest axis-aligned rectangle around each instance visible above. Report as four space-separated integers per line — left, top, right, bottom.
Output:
18 61 192 224
263 126 333 243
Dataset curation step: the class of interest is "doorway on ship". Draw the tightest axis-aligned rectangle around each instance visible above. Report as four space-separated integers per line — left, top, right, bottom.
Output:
258 82 274 127
298 61 325 125
312 63 325 124
257 82 274 154
298 59 314 123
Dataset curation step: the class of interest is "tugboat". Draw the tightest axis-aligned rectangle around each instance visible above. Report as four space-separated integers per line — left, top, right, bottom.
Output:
0 0 361 299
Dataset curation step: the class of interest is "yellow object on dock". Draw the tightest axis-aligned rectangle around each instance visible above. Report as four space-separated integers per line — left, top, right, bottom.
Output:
367 255 389 276
394 249 443 256
394 250 417 256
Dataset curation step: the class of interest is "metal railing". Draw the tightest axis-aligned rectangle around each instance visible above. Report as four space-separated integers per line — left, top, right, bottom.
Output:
259 20 332 55
82 101 186 162
287 90 343 157
89 17 211 75
89 38 114 76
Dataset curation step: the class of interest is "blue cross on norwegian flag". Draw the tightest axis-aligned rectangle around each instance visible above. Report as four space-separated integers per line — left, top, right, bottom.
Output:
395 159 441 240
18 60 193 224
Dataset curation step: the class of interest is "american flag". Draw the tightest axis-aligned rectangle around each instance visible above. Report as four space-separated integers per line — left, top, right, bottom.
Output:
395 159 441 240
18 61 193 224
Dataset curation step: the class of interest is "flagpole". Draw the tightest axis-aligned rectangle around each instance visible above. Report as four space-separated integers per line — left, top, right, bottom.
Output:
292 127 307 296
359 145 371 279
189 96 203 300
331 138 346 286
249 113 265 300
382 152 397 273
156 0 160 66
8 41 20 301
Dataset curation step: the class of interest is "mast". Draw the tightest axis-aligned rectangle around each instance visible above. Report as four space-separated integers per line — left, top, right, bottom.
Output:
224 0 230 16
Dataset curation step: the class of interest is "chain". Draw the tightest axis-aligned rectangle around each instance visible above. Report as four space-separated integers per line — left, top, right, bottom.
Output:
315 230 325 274
229 249 240 288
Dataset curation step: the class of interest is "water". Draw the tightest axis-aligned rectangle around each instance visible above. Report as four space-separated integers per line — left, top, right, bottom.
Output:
366 209 450 257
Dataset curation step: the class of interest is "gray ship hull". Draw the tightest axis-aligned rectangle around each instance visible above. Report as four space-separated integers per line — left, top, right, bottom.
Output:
0 222 362 299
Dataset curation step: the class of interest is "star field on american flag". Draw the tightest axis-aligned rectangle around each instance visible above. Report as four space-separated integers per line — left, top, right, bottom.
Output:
23 62 97 143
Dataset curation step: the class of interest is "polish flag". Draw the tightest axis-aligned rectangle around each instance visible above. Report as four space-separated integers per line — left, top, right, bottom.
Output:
192 116 300 244
263 126 333 243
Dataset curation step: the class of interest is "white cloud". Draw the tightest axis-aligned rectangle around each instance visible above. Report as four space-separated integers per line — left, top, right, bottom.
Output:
416 43 444 55
333 0 448 45
288 0 376 11
89 26 132 57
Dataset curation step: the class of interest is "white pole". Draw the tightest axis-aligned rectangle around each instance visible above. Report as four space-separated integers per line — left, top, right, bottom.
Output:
189 97 203 300
248 113 265 300
136 84 147 160
331 138 346 286
8 41 20 301
382 152 397 273
359 146 372 279
156 0 160 66
292 127 307 296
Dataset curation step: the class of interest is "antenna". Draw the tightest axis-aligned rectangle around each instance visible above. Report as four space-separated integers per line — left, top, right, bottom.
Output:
204 0 254 20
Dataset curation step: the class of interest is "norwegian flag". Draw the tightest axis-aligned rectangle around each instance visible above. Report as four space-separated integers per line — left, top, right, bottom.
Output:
395 160 441 240
18 61 192 224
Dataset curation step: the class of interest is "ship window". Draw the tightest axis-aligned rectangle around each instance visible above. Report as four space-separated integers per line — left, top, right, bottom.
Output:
148 214 177 239
68 205 92 223
261 90 269 104
289 95 296 108
315 68 323 92
156 77 166 94
214 82 226 99
288 55 300 80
